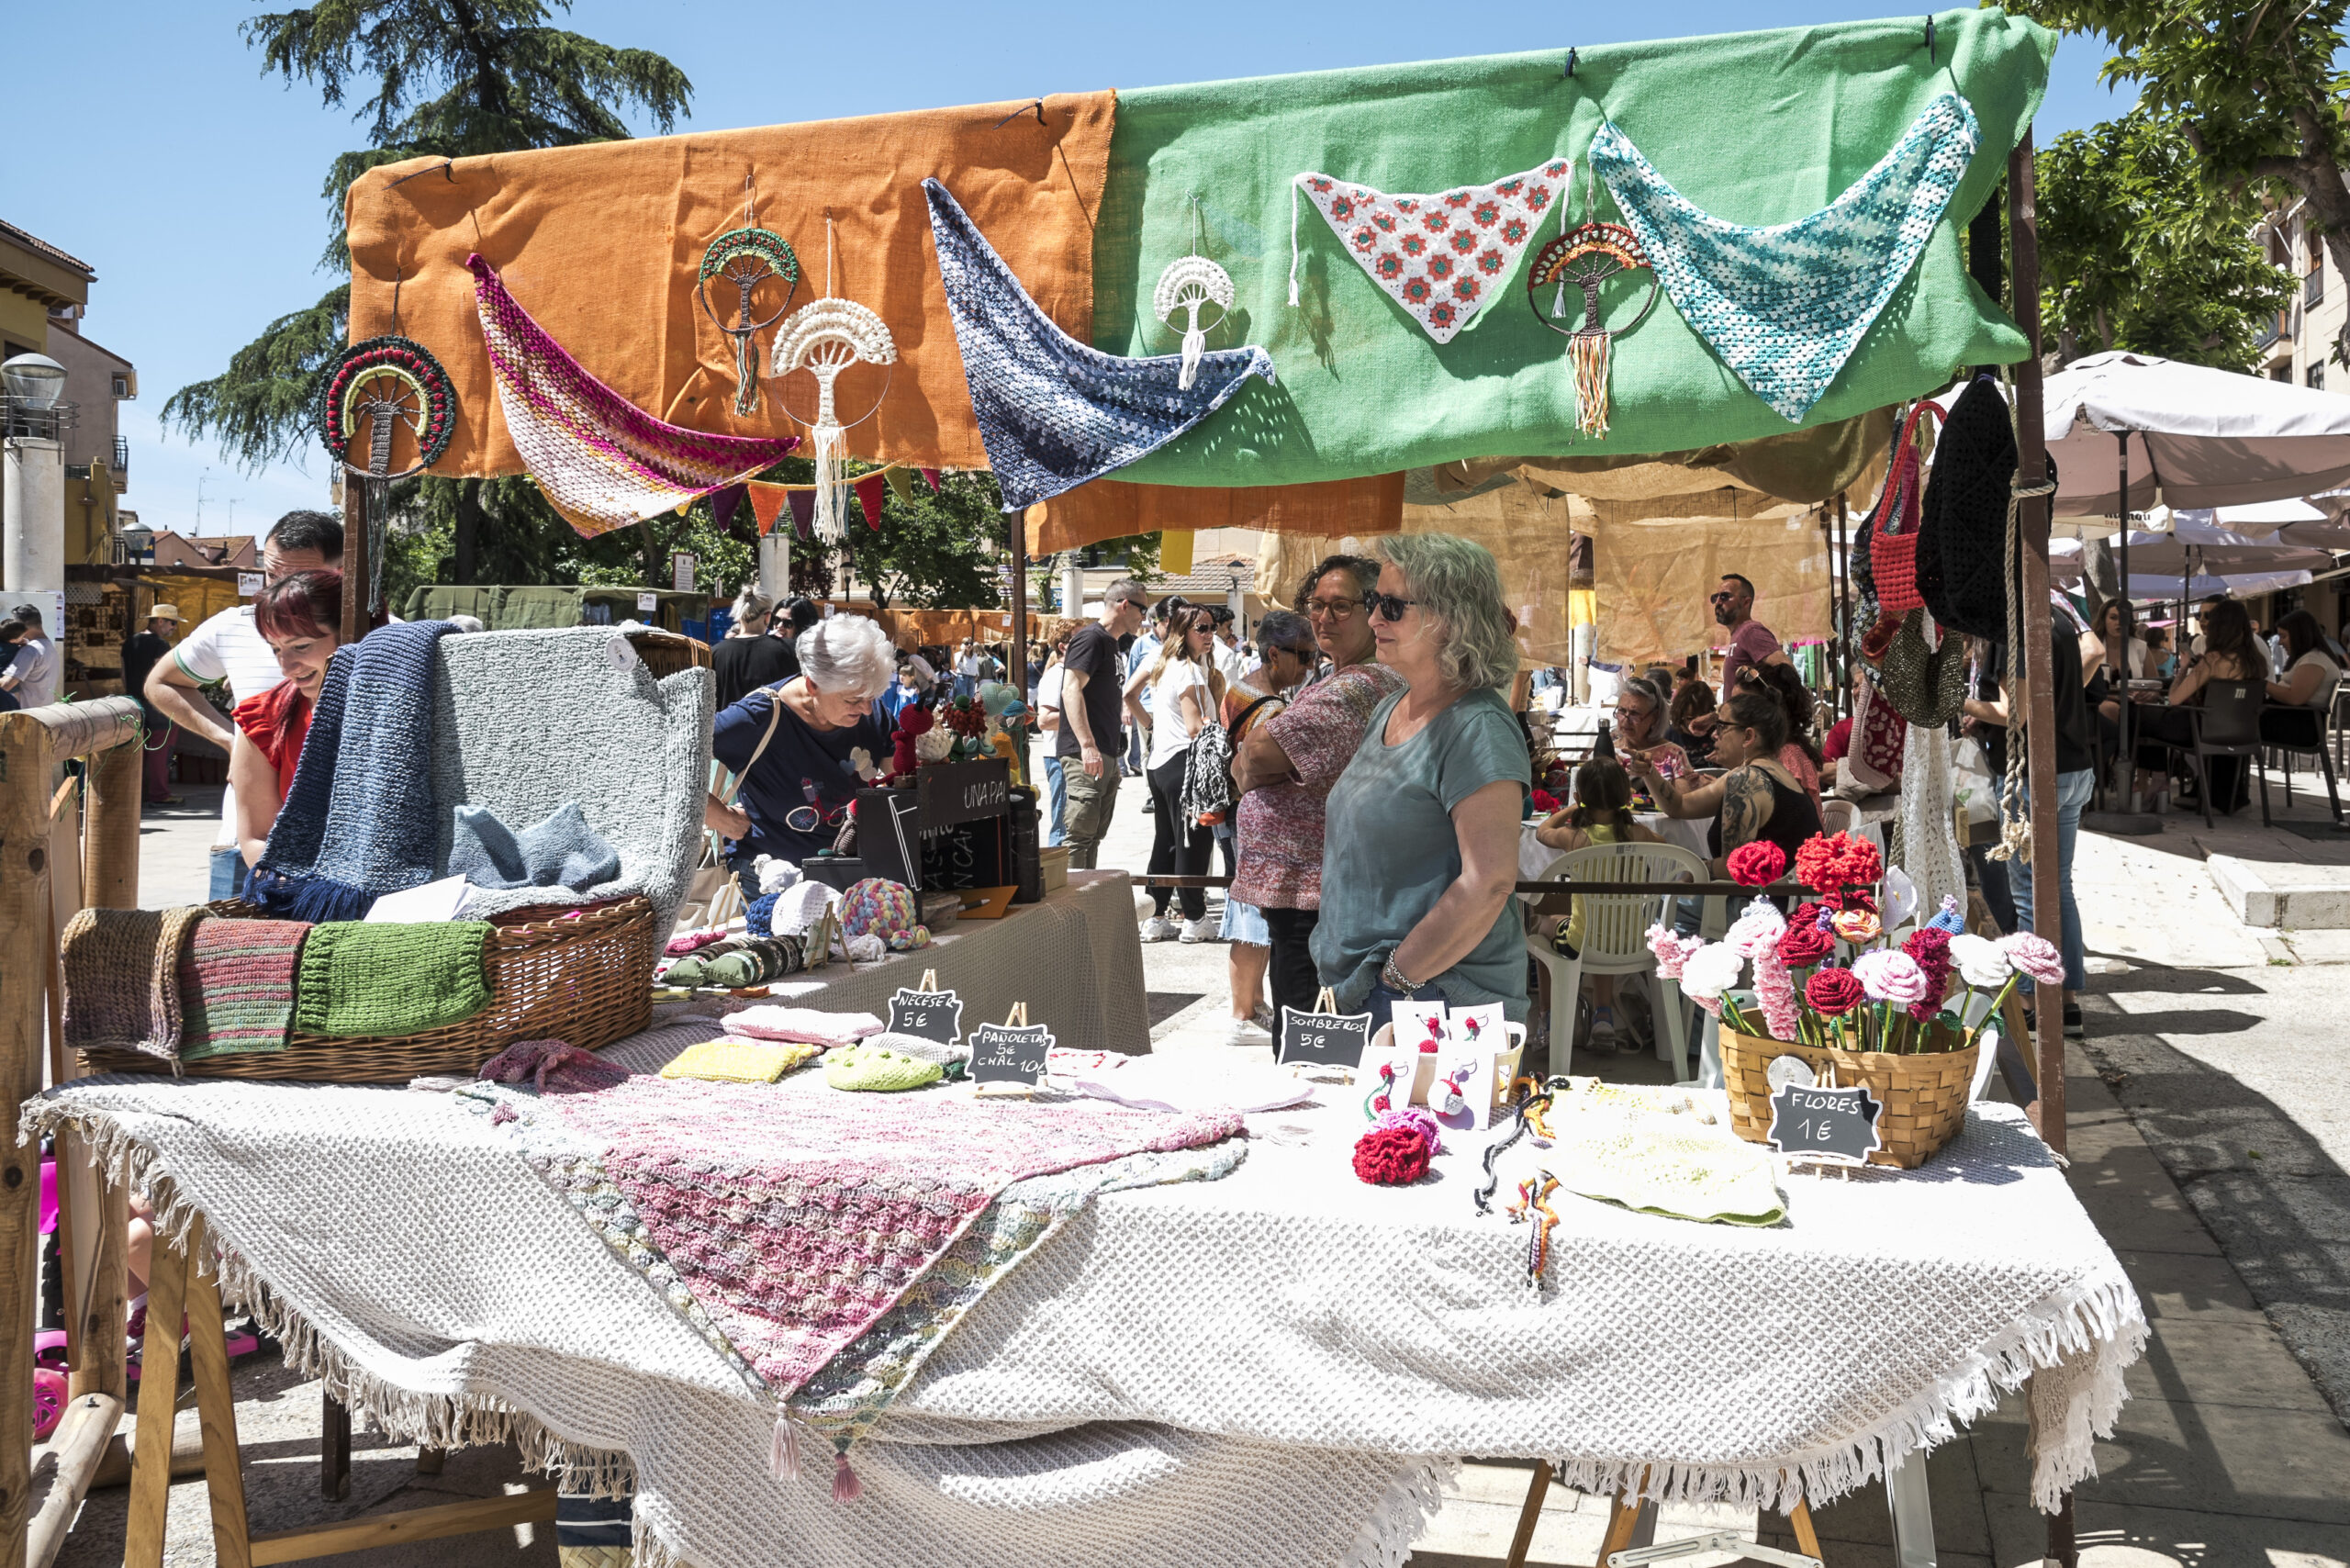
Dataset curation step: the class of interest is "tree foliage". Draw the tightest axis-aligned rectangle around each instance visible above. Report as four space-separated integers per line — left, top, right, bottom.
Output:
2036 108 2292 369
2011 0 2350 362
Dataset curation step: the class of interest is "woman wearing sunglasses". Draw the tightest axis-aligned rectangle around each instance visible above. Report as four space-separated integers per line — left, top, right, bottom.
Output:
707 615 896 878
1312 534 1531 1027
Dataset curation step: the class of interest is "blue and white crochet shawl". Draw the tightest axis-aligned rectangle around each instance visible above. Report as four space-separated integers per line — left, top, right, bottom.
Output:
924 178 1275 511
1590 93 1980 423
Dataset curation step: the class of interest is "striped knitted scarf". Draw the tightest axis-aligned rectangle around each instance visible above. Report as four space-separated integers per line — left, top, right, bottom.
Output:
251 622 458 923
177 917 310 1059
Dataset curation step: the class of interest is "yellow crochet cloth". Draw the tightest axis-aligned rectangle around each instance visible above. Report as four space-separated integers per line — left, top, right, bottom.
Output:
659 1038 819 1083
1550 1079 1785 1226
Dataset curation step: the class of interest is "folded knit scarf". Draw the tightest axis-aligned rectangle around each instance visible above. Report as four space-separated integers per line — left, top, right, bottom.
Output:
177 916 310 1059
294 920 493 1037
720 1004 881 1047
923 178 1275 511
251 622 460 924
61 905 208 1064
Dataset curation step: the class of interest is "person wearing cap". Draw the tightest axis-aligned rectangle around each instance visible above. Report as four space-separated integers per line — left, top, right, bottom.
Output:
123 602 185 805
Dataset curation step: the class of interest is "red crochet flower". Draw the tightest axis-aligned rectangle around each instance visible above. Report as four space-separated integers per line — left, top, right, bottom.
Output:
1901 928 1955 1021
1806 968 1866 1016
1352 1125 1431 1185
1776 922 1834 968
1794 832 1884 901
1727 842 1787 887
1529 788 1561 813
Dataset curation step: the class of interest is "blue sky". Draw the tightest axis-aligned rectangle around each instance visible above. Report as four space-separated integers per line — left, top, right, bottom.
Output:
1 3 2130 541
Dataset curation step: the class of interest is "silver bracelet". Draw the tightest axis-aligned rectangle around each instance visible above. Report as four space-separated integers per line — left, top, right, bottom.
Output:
1380 952 1417 994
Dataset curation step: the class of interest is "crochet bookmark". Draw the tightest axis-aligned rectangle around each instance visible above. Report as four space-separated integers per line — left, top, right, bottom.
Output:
1588 93 1980 422
469 254 800 538
1289 157 1571 342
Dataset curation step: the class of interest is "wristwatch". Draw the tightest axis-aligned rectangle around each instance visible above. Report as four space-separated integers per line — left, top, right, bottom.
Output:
1379 950 1418 995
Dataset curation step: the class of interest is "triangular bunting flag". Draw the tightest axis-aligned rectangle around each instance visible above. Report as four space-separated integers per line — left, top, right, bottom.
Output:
786 488 816 540
920 466 943 494
1292 158 1570 344
746 481 791 537
711 483 747 534
852 473 889 530
885 467 917 502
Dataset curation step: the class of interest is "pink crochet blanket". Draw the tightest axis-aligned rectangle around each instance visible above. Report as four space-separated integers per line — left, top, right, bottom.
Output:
479 1074 1240 1398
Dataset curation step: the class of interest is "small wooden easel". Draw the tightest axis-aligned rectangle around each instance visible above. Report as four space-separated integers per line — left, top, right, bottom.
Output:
1503 1464 1825 1568
127 1218 553 1568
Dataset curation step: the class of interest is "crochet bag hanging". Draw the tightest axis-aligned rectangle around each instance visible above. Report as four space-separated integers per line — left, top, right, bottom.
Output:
1864 398 1942 621
1918 374 2023 642
772 218 897 543
1876 606 1970 728
316 334 455 613
1290 157 1570 343
698 204 800 416
1526 162 1659 439
924 178 1275 512
468 254 800 538
1588 93 1980 423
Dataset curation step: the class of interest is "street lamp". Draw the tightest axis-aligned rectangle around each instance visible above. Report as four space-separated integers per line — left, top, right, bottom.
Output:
1 353 67 409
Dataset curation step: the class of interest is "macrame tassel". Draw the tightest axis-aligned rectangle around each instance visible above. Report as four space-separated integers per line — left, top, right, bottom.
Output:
1179 323 1206 391
1570 331 1613 439
770 1416 800 1481
811 421 847 544
831 1451 862 1503
733 336 761 417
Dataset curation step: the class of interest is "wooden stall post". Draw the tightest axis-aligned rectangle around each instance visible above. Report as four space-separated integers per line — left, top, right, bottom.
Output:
71 734 139 1404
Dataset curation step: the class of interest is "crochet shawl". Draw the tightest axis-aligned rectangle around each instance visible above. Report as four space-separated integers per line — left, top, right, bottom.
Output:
1589 93 1979 423
923 178 1274 511
252 622 459 923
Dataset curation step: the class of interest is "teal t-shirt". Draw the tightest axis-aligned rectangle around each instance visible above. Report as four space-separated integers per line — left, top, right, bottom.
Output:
1312 687 1532 1020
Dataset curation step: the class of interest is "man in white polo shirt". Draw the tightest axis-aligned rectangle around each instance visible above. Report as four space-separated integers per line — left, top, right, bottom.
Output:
144 510 342 900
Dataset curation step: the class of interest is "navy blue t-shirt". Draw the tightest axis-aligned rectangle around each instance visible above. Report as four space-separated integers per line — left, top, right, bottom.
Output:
711 686 890 863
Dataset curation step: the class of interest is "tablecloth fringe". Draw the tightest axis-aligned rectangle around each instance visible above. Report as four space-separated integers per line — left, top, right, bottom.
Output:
1338 1453 1456 1568
25 1094 643 1496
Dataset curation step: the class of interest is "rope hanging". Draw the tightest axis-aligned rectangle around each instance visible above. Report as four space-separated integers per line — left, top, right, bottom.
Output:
1988 374 2058 867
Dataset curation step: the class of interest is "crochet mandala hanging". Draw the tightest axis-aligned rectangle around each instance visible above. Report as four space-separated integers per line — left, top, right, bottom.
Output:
1292 158 1571 343
1588 93 1980 424
923 178 1275 513
468 254 800 538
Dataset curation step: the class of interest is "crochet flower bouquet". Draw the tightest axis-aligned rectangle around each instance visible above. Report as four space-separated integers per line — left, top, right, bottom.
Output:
1650 832 2058 1058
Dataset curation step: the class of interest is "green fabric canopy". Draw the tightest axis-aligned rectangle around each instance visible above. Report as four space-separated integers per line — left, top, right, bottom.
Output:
1091 8 2053 485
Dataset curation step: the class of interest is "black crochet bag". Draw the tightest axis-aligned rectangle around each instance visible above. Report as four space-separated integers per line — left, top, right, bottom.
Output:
1918 376 2017 642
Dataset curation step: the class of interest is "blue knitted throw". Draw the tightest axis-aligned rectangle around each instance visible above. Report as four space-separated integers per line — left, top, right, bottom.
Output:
250 622 458 923
923 178 1275 511
1588 93 1979 424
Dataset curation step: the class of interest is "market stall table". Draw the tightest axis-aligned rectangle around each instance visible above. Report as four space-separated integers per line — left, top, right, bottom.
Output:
28 1038 2142 1568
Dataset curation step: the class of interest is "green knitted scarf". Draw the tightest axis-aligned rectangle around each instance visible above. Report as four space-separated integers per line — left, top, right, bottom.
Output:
294 922 493 1037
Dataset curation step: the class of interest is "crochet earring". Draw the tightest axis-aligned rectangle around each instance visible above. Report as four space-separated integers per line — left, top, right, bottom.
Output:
317 273 455 616
773 215 897 545
1153 195 1234 391
698 174 800 416
1527 161 1658 440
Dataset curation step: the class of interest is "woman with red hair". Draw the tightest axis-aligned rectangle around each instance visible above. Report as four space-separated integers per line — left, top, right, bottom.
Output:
230 570 344 870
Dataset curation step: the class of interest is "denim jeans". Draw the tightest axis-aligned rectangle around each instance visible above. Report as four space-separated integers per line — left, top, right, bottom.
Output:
1041 754 1068 847
209 845 244 902
2008 768 2093 994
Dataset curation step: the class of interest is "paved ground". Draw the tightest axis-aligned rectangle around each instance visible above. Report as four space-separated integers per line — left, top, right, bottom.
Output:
39 773 2350 1568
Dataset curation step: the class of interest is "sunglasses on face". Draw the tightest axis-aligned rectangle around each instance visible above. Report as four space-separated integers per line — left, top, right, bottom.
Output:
1367 592 1419 622
1709 591 1739 604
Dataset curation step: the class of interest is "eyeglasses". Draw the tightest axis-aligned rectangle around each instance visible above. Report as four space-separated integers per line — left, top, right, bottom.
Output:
1304 597 1363 621
1708 591 1738 604
1367 592 1418 622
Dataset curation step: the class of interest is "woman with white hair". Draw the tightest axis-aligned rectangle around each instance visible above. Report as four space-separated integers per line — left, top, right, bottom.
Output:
1313 533 1531 1024
706 613 894 869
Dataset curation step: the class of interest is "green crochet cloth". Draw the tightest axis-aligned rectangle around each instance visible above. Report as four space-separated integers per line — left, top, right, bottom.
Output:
823 1043 944 1092
294 921 494 1038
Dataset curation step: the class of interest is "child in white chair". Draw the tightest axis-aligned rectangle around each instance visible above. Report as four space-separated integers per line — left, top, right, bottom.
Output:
1531 756 1662 1051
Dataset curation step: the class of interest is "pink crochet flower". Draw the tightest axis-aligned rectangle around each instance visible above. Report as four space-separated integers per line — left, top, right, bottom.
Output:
1753 948 1801 1043
1998 932 2066 988
1852 950 1930 1008
1646 924 1699 980
1723 899 1787 959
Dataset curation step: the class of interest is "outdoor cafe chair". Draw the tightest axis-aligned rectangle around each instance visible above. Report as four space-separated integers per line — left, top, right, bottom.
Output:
2143 679 2264 831
1523 840 1706 1081
2257 700 2344 827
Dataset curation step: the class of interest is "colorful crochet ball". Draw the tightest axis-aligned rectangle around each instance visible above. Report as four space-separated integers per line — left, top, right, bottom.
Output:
1352 1124 1432 1185
841 878 929 952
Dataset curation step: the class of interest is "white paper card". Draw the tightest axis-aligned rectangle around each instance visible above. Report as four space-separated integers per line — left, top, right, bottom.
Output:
364 874 471 924
1389 998 1449 1056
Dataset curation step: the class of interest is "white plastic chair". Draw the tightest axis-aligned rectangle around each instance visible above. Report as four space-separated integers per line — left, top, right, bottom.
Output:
1820 796 1856 837
1523 840 1706 1080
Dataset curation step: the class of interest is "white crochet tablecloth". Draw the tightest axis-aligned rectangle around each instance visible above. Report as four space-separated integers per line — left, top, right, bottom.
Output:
25 1041 2142 1568
726 870 1150 1054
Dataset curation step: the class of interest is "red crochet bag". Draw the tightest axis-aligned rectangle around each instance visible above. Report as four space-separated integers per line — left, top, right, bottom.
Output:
1865 400 1942 617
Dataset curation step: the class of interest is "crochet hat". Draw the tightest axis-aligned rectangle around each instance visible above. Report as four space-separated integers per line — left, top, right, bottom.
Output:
822 1042 944 1092
1918 375 2020 642
841 878 929 952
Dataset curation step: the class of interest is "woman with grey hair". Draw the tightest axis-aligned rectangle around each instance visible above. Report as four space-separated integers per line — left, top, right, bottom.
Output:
1313 532 1531 1025
706 612 894 868
713 585 798 709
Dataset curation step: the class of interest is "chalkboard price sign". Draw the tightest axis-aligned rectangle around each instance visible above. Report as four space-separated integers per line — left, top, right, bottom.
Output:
887 985 965 1047
1276 1005 1375 1070
968 1022 1054 1086
1766 1082 1884 1166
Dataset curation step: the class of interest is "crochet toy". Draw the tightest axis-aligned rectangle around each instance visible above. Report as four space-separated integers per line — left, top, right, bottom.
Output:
754 854 801 896
890 704 935 781
478 1038 628 1094
840 877 929 952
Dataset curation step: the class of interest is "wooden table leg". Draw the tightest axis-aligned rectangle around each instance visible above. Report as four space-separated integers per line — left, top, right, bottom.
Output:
1502 1463 1550 1568
123 1234 190 1568
321 1394 351 1501
1785 1495 1824 1561
1595 1488 1647 1563
185 1220 255 1568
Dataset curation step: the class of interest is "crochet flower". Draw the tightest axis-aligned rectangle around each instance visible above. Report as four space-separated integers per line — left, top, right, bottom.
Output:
1477 247 1507 274
1646 924 1699 980
1352 1124 1432 1185
1529 788 1561 814
1881 866 1919 932
1852 949 1930 1007
1830 908 1883 946
1727 841 1787 887
1351 226 1378 252
1371 1106 1444 1156
1426 301 1460 330
1449 228 1479 254
1679 943 1745 1002
1724 899 1786 959
1806 968 1867 1016
1795 832 1884 902
1753 947 1801 1043
1998 932 2066 988
1776 921 1834 968
1900 927 1954 1020
1948 933 2012 990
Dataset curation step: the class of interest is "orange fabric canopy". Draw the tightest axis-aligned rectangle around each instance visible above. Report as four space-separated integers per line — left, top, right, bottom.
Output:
345 94 1116 480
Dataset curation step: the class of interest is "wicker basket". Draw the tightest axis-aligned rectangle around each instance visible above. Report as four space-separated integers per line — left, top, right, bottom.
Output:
1718 1024 1980 1170
626 629 711 680
79 896 658 1084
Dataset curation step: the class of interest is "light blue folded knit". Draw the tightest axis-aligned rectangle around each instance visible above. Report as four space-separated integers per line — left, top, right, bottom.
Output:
449 801 622 891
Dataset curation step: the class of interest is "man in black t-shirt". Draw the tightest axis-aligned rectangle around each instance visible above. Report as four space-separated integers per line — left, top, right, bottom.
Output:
1058 579 1151 868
